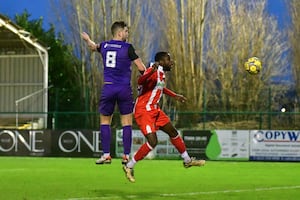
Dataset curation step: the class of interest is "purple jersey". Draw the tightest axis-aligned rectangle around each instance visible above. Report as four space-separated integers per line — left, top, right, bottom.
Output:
98 40 138 85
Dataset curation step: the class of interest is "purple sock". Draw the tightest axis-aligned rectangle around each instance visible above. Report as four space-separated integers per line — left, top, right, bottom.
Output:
100 124 111 154
122 125 132 155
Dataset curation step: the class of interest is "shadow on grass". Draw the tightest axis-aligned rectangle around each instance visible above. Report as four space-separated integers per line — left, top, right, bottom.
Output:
91 188 201 200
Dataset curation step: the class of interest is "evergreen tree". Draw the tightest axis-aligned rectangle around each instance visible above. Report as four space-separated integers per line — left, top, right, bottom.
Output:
14 11 88 129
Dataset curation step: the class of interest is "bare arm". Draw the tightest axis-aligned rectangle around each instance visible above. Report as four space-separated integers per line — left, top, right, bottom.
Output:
133 58 146 74
81 32 98 51
163 88 187 103
174 94 187 103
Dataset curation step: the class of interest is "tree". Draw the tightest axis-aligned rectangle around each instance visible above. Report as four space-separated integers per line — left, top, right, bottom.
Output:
157 0 289 113
287 0 300 112
51 0 156 127
155 0 207 112
203 0 289 114
14 11 86 128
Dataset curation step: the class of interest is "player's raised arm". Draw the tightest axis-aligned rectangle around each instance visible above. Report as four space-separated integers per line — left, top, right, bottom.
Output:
137 64 158 85
81 32 98 51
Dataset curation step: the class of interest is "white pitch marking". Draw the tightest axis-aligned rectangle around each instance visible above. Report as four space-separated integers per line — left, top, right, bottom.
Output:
60 185 300 200
160 185 300 196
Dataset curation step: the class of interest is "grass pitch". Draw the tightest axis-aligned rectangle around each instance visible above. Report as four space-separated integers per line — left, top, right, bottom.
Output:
0 157 300 200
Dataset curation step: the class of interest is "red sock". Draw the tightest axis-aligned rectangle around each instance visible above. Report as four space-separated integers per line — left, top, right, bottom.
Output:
134 142 153 161
170 135 186 154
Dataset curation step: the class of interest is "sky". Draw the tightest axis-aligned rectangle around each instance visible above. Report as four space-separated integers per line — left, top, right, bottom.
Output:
0 0 52 29
267 0 289 27
0 0 289 30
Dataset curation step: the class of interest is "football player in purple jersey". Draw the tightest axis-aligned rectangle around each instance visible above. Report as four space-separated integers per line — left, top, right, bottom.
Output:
81 21 146 165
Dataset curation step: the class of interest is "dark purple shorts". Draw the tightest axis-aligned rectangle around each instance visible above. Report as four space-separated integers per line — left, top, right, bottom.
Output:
99 84 134 115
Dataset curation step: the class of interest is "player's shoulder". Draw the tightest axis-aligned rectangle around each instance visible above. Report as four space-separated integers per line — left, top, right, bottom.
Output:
100 40 133 50
111 40 133 47
144 66 155 75
123 41 133 47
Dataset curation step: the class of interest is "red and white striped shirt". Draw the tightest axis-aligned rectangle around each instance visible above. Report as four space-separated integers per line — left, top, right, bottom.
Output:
134 65 176 112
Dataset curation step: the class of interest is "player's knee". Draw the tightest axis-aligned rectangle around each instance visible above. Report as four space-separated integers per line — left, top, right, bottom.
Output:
148 140 157 148
168 129 179 138
120 113 132 126
147 134 157 148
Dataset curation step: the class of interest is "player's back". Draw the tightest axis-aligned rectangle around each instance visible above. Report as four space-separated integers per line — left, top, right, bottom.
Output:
99 40 132 85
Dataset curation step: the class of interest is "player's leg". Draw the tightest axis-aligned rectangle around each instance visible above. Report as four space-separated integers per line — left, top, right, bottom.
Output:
123 110 157 182
95 114 113 164
124 132 157 183
159 122 190 162
120 113 132 164
159 112 205 168
130 110 158 165
118 85 134 164
130 132 157 166
96 85 116 164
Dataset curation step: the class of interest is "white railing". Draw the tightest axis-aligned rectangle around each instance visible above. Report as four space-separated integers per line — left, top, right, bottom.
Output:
15 85 53 129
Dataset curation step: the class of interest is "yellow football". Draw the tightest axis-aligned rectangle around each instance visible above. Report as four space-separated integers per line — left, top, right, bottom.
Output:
244 57 262 75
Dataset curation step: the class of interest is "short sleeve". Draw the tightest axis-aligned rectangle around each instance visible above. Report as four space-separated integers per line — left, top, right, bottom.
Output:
96 42 102 52
128 44 139 61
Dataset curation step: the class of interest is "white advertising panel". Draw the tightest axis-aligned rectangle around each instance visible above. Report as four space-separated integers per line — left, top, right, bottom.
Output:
249 130 300 161
214 130 249 159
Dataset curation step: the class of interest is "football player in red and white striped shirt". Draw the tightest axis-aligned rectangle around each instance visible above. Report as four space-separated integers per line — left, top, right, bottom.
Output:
123 52 205 183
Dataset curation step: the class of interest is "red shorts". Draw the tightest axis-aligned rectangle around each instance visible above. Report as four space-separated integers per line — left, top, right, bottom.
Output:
134 108 170 136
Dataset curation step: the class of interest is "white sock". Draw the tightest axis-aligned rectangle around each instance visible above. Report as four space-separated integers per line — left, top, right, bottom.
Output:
126 158 136 168
103 153 110 158
181 151 191 163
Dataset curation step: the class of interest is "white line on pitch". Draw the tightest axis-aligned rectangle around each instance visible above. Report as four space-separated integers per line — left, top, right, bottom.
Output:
160 185 300 196
60 185 300 200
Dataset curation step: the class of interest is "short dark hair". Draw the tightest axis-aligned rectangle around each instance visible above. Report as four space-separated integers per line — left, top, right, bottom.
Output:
111 21 127 36
154 52 170 62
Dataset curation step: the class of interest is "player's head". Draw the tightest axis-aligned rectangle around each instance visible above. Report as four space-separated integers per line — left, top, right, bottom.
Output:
154 52 174 71
111 21 129 41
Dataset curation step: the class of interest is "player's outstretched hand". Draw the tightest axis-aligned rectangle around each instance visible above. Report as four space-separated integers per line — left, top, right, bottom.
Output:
175 94 187 103
81 32 98 51
81 32 90 41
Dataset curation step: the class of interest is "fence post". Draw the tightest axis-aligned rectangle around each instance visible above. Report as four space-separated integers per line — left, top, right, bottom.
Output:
54 88 59 130
268 87 272 129
85 86 89 129
259 112 262 129
52 112 56 130
202 81 206 130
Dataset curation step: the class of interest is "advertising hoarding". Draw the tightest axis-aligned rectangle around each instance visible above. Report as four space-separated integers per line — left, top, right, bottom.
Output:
249 130 300 161
115 129 179 158
211 130 249 160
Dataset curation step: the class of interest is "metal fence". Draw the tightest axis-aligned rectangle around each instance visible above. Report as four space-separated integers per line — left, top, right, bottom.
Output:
0 111 299 130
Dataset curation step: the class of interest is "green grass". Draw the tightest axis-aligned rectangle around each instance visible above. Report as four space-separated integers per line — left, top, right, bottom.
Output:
0 157 300 200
